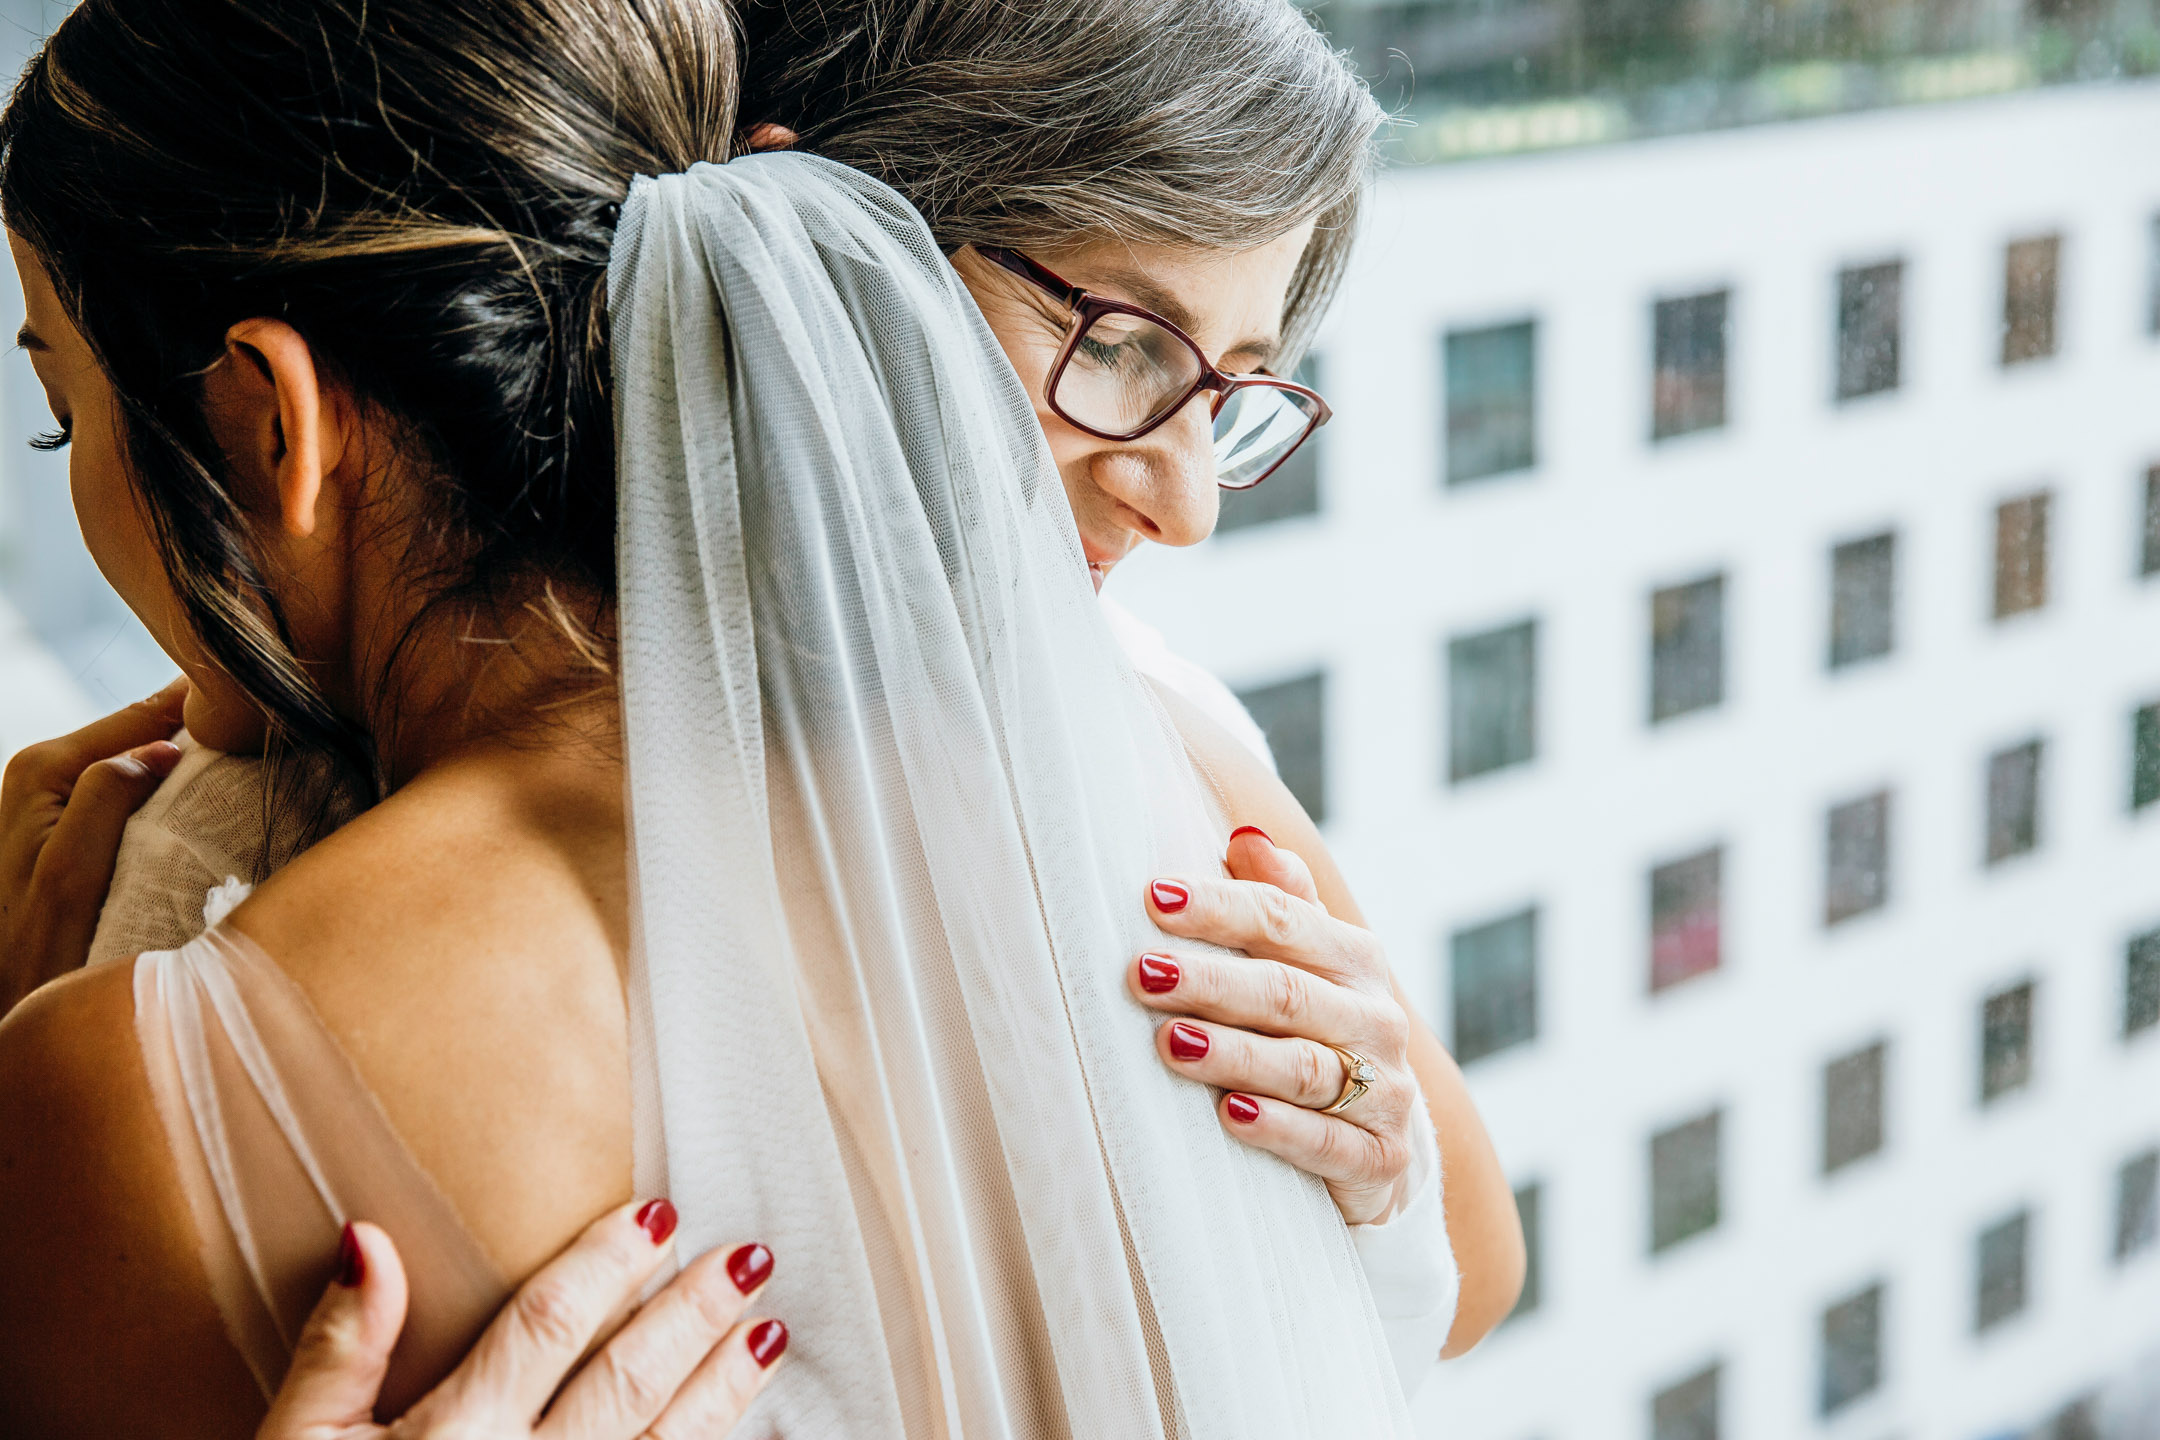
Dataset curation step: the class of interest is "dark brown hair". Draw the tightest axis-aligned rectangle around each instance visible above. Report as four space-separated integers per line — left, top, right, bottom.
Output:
0 0 737 772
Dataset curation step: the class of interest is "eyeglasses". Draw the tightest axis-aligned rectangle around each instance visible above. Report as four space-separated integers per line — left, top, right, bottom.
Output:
976 246 1331 491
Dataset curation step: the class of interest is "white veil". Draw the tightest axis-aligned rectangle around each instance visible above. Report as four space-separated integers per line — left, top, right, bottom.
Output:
611 153 1413 1440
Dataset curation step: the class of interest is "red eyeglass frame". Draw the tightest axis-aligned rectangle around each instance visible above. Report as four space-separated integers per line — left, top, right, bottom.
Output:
975 246 1331 488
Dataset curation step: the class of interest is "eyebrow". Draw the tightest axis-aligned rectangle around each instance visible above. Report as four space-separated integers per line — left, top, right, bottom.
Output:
1079 265 1282 368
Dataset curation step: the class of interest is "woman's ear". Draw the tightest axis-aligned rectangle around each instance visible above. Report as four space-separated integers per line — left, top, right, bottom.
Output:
200 319 348 538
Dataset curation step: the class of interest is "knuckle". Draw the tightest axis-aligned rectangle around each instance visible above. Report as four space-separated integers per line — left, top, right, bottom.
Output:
1255 886 1301 949
1293 1042 1337 1107
1369 1000 1410 1057
3 743 60 793
509 1275 590 1354
1263 962 1309 1034
590 1345 674 1420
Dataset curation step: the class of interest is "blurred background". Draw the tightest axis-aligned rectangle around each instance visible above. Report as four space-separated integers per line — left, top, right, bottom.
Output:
2 1 2158 1437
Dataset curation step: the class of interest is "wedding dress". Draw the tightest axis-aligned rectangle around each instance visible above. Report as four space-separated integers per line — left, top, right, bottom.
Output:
113 153 1453 1436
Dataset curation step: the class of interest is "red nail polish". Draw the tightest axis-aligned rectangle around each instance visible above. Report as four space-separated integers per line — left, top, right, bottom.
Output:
1150 881 1189 914
1228 825 1271 846
1138 954 1180 993
1225 1093 1261 1124
636 1198 678 1246
1168 1022 1210 1061
337 1222 365 1287
748 1318 789 1368
727 1242 774 1294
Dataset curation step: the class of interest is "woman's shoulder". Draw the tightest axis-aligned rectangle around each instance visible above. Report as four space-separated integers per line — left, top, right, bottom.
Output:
0 963 265 1437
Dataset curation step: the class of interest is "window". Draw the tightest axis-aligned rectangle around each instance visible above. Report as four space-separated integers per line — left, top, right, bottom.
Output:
1823 1040 1886 1175
2118 1149 2159 1262
1235 671 1326 824
1836 261 1902 401
1820 1282 1884 1416
1651 1362 1720 1440
1444 321 1537 484
1824 790 1891 925
1975 1210 2030 1332
2001 234 2061 366
1650 575 1725 723
1653 290 1729 440
2148 214 2159 336
1448 619 1537 782
1985 739 2044 864
1218 355 1321 532
1508 1181 1543 1321
2127 926 2160 1038
1994 491 2051 619
1450 907 1538 1065
2141 466 2160 577
1981 981 2035 1103
1649 846 1722 992
1829 532 1896 669
2135 702 2160 812
1650 1109 1721 1253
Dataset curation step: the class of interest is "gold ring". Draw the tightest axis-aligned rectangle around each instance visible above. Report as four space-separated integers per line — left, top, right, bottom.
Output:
1320 1044 1377 1115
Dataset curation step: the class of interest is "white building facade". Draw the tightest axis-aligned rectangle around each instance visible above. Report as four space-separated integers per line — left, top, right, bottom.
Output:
1112 82 2160 1440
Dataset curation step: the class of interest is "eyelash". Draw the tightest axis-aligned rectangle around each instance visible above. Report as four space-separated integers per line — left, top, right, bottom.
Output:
29 424 70 452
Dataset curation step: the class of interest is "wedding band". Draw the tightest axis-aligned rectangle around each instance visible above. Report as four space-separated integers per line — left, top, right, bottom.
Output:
1319 1044 1378 1115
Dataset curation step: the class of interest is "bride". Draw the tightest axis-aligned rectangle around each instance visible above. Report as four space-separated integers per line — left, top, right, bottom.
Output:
0 0 1517 1434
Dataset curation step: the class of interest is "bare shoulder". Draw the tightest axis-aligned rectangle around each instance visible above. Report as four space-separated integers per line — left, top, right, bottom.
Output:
0 965 262 1437
226 752 636 1279
1151 682 1365 924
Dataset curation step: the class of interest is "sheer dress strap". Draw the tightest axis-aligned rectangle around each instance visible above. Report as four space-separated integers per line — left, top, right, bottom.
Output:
132 926 510 1413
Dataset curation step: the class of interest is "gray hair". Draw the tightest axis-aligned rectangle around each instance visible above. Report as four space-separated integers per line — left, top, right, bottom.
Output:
739 0 1383 362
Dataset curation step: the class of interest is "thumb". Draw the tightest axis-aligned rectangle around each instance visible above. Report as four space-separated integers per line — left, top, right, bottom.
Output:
1224 825 1324 908
256 1223 408 1440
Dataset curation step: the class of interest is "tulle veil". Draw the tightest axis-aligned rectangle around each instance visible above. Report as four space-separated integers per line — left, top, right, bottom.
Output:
610 152 1413 1438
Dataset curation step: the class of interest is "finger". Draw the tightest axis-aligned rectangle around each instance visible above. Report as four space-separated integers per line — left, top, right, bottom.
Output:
1223 826 1322 907
431 1199 679 1424
1215 1090 1401 1191
1128 951 1367 1043
8 680 186 794
538 1240 773 1440
256 1222 405 1440
1154 1018 1372 1112
1146 874 1361 984
26 741 183 968
637 1315 789 1440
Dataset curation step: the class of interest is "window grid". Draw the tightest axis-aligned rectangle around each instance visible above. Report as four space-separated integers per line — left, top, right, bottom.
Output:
1825 790 1891 925
1653 290 1730 440
2134 702 2160 812
1820 1282 1885 1416
1217 355 1321 532
1450 907 1539 1066
1649 846 1723 993
2127 928 2160 1039
2002 234 2062 366
1829 532 1896 669
1448 619 1538 783
1234 670 1327 824
1836 261 1903 401
2141 465 2160 577
1994 491 2051 620
1650 1110 1722 1254
1650 575 1726 724
1975 1210 2031 1332
1508 1181 1543 1322
1651 1362 1721 1440
2117 1149 2159 1263
1981 981 2036 1104
1823 1041 1886 1175
1985 739 2044 865
1444 321 1538 485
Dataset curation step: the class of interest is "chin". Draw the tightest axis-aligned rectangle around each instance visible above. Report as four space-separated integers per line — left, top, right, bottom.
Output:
182 683 270 756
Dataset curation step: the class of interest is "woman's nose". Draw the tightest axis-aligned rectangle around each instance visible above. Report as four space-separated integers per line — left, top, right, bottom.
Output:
1098 394 1219 548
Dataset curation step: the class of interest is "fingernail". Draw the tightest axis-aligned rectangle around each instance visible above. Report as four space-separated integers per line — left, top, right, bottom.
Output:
1228 825 1271 846
748 1318 789 1368
1150 881 1189 914
727 1242 773 1294
1138 954 1180 994
1168 1022 1210 1061
337 1222 365 1287
636 1198 678 1246
1225 1093 1261 1124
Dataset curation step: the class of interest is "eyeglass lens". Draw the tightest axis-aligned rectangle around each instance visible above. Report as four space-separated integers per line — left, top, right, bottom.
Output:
1054 308 1317 489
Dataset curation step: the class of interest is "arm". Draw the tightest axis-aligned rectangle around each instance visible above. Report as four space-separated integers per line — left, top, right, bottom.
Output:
1151 686 1525 1358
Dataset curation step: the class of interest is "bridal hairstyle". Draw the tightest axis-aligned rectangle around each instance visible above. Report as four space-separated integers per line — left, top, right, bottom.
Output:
0 0 1379 772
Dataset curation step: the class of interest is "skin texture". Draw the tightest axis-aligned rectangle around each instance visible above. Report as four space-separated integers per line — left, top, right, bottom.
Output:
0 211 1520 1435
